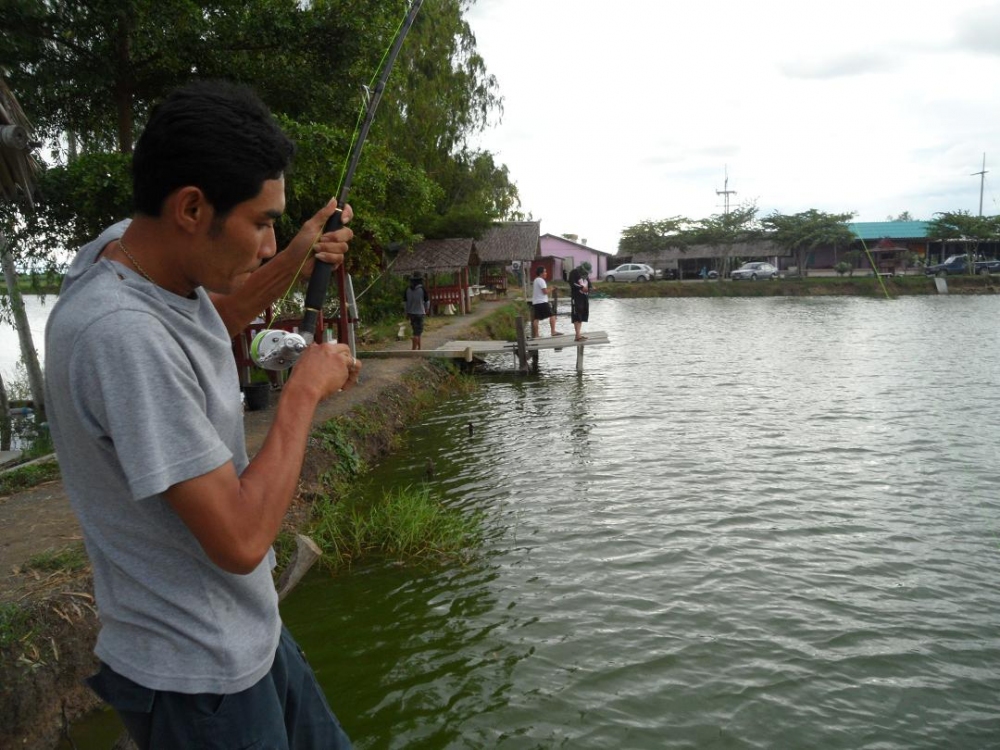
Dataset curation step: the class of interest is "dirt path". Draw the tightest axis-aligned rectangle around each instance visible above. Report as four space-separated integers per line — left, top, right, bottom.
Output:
0 300 511 599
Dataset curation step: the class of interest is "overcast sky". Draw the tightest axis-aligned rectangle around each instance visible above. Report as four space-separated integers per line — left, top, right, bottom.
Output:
465 0 1000 253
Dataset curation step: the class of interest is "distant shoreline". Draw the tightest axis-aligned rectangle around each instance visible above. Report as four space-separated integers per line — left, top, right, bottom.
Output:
587 273 998 298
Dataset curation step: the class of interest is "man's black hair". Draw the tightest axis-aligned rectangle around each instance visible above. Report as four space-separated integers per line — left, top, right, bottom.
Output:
132 80 295 218
536 266 545 276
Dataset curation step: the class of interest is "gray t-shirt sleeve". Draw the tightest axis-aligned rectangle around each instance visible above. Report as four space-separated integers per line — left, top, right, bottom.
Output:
70 308 233 500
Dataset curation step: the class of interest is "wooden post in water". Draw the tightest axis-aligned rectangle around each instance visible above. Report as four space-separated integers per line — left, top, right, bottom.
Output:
515 316 529 373
576 342 584 373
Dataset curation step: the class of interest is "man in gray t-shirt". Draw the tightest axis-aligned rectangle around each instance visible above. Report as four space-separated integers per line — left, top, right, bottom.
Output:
45 81 360 749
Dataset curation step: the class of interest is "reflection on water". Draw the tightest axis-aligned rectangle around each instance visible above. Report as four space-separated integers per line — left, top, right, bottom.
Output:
66 296 1000 749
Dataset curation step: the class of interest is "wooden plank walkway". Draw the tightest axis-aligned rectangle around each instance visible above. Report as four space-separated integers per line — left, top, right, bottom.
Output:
360 331 610 373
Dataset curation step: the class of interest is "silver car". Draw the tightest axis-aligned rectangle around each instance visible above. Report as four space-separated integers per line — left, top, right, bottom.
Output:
604 263 657 282
730 262 778 281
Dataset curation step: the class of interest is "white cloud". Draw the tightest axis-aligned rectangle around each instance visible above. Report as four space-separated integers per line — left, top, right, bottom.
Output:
467 0 1000 251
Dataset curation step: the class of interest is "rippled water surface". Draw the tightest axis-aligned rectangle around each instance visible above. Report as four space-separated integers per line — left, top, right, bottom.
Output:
69 296 1000 748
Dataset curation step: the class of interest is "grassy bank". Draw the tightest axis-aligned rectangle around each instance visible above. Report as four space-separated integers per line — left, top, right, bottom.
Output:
592 273 1000 298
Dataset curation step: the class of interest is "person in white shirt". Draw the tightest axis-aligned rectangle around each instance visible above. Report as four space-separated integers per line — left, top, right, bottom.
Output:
531 266 563 338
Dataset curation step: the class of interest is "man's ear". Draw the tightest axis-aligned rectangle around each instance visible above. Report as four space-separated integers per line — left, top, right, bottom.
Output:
170 186 213 236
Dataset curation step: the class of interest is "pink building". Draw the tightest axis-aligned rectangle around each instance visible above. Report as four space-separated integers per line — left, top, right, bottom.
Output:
538 233 613 280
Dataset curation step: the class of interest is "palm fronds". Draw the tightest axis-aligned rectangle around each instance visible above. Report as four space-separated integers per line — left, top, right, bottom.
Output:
0 76 40 208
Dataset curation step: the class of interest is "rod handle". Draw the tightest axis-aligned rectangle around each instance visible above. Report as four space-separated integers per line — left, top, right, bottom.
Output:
301 209 345 338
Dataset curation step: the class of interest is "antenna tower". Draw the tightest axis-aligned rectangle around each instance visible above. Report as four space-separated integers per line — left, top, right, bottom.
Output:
972 153 988 217
716 166 736 215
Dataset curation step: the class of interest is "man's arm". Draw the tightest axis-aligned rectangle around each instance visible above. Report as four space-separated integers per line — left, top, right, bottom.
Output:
165 343 360 574
210 201 353 337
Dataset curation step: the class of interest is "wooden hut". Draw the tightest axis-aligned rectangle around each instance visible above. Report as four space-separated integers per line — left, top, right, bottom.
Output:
393 237 477 314
475 221 541 296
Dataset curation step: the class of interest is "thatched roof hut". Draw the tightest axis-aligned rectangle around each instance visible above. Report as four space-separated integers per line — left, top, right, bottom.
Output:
392 238 478 276
475 221 540 265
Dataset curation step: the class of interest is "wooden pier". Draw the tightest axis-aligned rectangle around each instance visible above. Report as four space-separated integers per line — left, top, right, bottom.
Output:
361 330 610 373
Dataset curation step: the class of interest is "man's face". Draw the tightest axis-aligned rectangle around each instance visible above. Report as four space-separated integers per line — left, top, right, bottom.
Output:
202 177 285 294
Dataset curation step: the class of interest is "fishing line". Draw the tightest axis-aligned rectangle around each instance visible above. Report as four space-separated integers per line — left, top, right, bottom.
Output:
854 234 893 300
275 7 415 308
253 0 424 369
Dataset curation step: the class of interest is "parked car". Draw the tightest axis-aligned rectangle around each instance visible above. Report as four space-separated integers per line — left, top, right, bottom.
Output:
604 263 658 282
924 254 1000 276
730 262 778 281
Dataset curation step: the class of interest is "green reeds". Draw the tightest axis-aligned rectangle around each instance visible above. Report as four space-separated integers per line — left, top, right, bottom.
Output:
309 483 484 569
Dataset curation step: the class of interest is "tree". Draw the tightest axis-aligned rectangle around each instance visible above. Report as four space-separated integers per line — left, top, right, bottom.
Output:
761 208 856 277
0 0 395 154
0 75 45 426
380 0 503 174
618 217 694 255
685 202 761 276
2 0 516 299
926 210 1000 267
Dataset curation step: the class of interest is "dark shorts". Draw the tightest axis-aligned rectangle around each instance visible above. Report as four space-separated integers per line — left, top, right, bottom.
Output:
532 302 553 320
571 295 589 323
86 626 351 750
409 313 425 336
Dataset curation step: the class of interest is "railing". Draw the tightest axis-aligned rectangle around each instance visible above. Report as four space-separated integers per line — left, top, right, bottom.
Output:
428 286 467 314
481 270 508 295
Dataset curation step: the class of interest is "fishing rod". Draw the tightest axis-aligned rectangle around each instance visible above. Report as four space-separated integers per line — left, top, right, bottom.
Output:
252 0 423 371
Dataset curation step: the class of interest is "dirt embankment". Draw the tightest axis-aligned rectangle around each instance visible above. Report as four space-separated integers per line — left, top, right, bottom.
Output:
0 299 509 750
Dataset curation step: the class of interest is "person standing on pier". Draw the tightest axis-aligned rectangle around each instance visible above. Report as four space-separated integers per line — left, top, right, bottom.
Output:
531 266 563 338
404 271 430 350
569 261 593 341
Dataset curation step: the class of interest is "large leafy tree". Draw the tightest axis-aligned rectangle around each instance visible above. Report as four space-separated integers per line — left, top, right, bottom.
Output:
926 210 1000 264
761 208 856 277
618 206 760 275
0 76 45 423
1 0 518 288
618 217 694 255
381 0 501 172
684 203 761 276
378 0 517 236
0 0 396 154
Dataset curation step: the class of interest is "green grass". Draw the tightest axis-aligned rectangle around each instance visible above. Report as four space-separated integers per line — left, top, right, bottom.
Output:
0 603 32 648
593 274 960 298
23 544 88 574
469 300 526 340
0 459 60 496
308 483 485 569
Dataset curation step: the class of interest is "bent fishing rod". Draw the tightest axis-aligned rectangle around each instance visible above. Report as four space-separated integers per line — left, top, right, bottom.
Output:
251 0 423 372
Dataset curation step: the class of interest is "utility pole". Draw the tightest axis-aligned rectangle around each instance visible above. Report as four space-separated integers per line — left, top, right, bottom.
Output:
715 167 738 278
716 165 736 216
972 153 987 217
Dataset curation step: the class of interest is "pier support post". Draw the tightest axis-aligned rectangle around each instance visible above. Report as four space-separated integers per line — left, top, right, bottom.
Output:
515 316 529 373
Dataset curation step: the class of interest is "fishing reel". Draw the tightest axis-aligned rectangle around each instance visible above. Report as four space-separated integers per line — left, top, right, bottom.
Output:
250 329 308 371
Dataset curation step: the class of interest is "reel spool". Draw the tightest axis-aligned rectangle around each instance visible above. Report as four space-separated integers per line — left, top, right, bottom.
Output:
250 329 308 371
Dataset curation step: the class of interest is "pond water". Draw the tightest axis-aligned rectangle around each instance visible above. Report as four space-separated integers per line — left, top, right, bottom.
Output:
65 295 1000 748
0 294 51 385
